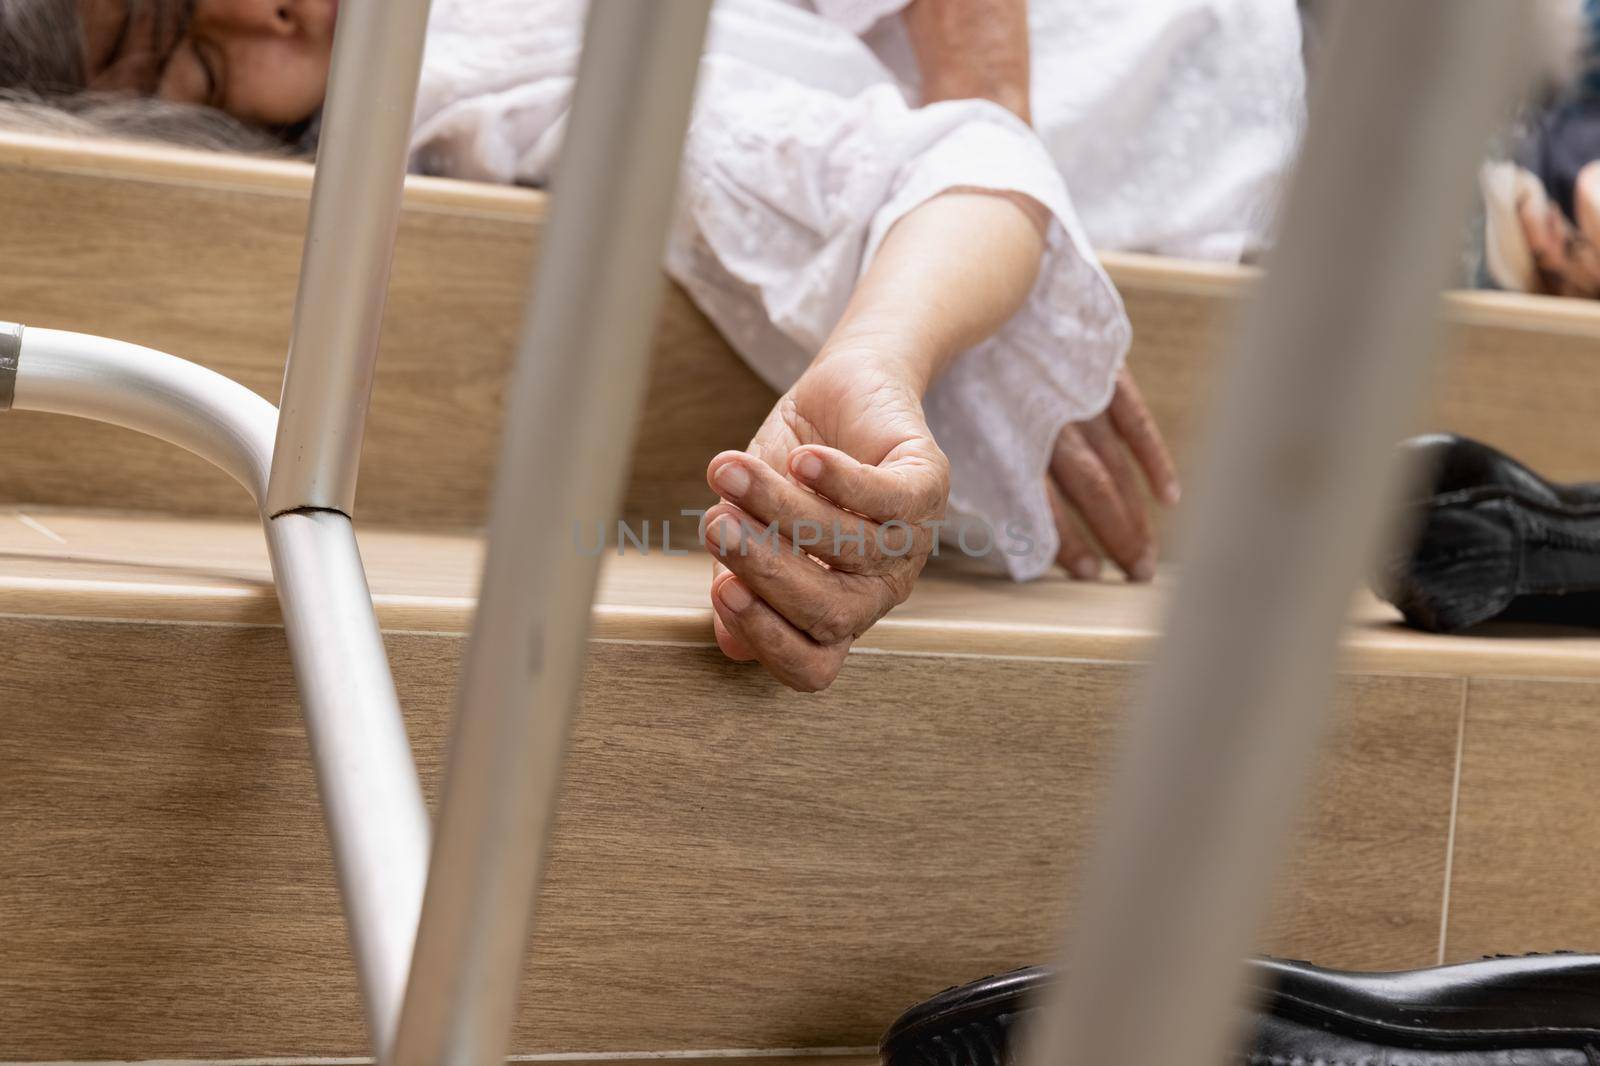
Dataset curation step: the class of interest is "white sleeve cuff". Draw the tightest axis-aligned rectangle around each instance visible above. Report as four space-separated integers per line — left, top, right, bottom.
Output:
863 105 1132 581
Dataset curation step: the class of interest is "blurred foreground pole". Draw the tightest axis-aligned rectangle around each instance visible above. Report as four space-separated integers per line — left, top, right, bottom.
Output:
387 3 711 1065
1024 6 1534 1066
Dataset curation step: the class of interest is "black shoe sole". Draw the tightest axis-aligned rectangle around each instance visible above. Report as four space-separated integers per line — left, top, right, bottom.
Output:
879 954 1600 1066
879 966 1043 1066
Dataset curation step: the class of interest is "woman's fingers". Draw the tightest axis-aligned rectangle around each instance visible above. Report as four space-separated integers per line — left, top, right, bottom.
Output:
704 502 902 647
1046 477 1101 580
706 450 894 575
712 612 756 660
1108 370 1181 505
708 558 756 659
711 573 851 692
700 436 949 692
1080 414 1153 549
787 444 949 526
1051 420 1154 582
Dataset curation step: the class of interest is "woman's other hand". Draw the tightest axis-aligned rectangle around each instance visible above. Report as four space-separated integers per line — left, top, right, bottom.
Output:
1046 368 1180 583
704 352 949 692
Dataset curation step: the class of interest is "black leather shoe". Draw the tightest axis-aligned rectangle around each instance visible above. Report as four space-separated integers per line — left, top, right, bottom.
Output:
1375 433 1600 633
880 954 1600 1066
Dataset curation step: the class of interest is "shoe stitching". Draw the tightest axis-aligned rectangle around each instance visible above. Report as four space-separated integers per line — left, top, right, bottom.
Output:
1271 989 1600 1042
1240 1046 1600 1066
1237 1054 1374 1066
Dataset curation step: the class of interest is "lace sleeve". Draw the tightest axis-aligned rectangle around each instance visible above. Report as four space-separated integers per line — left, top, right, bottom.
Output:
667 56 1131 580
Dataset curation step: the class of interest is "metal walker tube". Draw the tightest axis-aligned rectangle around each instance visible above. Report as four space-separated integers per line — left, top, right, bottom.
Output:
266 0 436 518
260 0 437 1053
3 323 427 1055
3 5 711 1060
6 327 276 499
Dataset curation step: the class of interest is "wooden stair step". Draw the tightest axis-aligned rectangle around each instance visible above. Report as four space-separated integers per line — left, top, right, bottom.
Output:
5 509 1598 1061
3 132 1600 531
3 507 1596 679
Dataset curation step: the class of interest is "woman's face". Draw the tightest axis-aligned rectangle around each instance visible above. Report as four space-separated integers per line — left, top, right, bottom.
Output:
78 0 336 126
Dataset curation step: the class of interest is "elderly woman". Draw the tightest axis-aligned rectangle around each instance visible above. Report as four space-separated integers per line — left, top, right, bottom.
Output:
1 0 1306 690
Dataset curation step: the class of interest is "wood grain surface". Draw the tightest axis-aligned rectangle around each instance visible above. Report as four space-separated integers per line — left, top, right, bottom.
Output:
0 615 1462 1061
1114 254 1600 491
1443 677 1600 961
0 131 1593 1062
0 131 768 530
7 508 1600 680
6 134 1600 532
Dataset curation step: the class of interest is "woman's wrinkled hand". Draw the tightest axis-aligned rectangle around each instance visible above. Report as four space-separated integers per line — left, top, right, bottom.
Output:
1045 368 1180 583
702 352 950 692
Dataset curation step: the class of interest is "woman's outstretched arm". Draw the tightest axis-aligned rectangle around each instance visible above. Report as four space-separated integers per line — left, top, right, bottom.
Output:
701 188 1047 691
825 188 1048 388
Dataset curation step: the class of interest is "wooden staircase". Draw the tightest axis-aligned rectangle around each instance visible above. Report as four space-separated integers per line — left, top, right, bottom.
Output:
3 133 1600 1063
6 132 1600 528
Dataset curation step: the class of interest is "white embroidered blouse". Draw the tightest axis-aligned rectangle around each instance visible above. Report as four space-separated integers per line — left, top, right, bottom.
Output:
410 0 1305 579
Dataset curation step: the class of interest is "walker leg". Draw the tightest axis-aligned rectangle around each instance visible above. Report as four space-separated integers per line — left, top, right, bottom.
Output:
262 0 437 1054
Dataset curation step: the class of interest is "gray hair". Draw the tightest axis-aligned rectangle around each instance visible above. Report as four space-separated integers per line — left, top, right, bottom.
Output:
0 0 86 92
0 0 310 154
